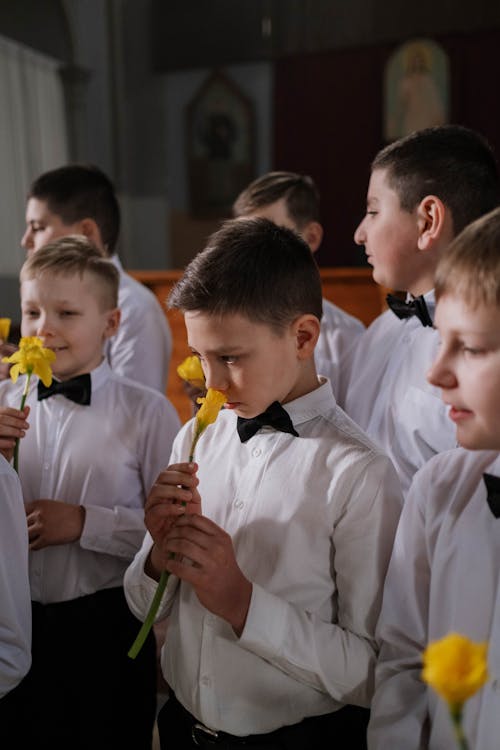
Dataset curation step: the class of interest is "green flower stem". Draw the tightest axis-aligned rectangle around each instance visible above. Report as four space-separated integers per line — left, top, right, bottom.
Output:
128 437 197 659
450 704 469 750
128 570 169 659
13 370 32 474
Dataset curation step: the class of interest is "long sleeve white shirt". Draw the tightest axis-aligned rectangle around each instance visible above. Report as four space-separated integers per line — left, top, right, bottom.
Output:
315 298 365 398
369 448 500 750
0 455 31 698
0 359 181 604
125 380 402 736
107 255 173 393
340 291 457 496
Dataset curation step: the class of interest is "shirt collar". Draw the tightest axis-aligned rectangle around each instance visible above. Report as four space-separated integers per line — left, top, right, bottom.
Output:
89 358 113 394
109 254 123 273
281 377 335 428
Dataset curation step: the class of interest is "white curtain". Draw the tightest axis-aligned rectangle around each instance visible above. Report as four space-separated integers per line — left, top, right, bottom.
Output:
0 34 69 275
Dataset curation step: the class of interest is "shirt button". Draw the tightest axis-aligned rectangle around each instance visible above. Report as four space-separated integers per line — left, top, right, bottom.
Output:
201 676 211 687
492 679 499 692
252 448 261 458
43 463 50 470
234 500 244 510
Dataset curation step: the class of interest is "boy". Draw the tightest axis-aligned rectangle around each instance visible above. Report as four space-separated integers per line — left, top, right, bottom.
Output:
21 163 172 393
368 207 500 750
0 236 181 748
125 218 402 749
341 125 500 495
233 171 365 397
0 453 31 715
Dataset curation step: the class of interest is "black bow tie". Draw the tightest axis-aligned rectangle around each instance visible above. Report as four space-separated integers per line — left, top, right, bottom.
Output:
484 473 500 518
237 401 299 443
37 373 91 406
386 293 433 327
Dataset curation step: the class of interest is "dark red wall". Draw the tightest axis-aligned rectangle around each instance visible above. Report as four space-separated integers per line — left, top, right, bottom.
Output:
274 30 500 267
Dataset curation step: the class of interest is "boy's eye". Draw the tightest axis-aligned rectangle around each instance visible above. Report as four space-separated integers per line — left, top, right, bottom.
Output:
366 210 378 216
221 356 237 364
23 309 39 318
463 346 484 356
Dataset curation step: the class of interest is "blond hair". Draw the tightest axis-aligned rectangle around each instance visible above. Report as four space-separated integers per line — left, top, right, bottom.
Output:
435 206 500 308
20 235 119 310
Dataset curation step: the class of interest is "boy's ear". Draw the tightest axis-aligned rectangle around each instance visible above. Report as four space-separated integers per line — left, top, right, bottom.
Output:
301 221 323 254
79 218 106 255
292 314 320 358
103 308 121 339
416 195 450 250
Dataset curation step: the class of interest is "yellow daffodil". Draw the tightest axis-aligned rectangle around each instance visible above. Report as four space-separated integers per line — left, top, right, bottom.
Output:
128 386 226 660
0 318 11 341
422 632 488 749
2 337 55 472
2 336 55 387
190 388 227 460
177 355 205 388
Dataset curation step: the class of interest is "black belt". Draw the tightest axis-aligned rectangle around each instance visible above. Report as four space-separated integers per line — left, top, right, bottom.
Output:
172 693 280 746
164 692 369 748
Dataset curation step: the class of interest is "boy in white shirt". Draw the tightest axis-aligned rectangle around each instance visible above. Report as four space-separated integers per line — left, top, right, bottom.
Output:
21 164 172 393
368 207 500 750
233 171 365 397
0 454 31 727
125 217 402 749
0 236 180 749
341 125 500 495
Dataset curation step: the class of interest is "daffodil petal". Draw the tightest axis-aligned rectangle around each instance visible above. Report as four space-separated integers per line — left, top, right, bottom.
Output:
35 361 53 387
3 349 22 365
10 363 20 383
422 632 489 705
177 355 205 384
0 318 11 341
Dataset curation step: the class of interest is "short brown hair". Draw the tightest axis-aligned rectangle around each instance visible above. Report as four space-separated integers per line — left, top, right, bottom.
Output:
28 164 120 254
20 235 119 310
373 125 500 235
232 171 320 229
168 217 323 331
435 206 500 308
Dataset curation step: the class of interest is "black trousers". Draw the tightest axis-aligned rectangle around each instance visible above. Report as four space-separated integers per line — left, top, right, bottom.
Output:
1 586 156 750
157 692 369 750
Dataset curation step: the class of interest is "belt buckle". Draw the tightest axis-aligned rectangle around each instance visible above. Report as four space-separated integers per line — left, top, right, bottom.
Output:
192 722 220 745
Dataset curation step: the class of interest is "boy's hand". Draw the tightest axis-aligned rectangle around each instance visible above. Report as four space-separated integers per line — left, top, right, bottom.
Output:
0 405 30 461
164 514 253 637
25 499 85 550
145 462 202 577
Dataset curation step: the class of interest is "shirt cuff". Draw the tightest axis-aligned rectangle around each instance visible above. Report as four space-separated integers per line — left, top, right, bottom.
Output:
238 582 288 660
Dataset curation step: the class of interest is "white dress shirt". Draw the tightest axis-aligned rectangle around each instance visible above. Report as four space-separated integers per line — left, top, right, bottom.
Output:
0 360 181 604
340 291 456 496
125 379 402 736
315 298 365 398
369 448 500 750
107 255 173 393
0 455 31 698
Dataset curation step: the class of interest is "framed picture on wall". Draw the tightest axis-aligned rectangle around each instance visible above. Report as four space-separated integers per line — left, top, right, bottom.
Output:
186 70 256 218
384 38 450 142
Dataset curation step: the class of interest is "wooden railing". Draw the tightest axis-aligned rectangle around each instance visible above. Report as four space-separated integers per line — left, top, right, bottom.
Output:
129 267 385 424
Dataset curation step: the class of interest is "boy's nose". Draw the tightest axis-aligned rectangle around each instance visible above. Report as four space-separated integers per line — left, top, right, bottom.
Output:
354 220 366 246
427 358 457 389
203 363 227 393
35 317 52 338
21 227 34 252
